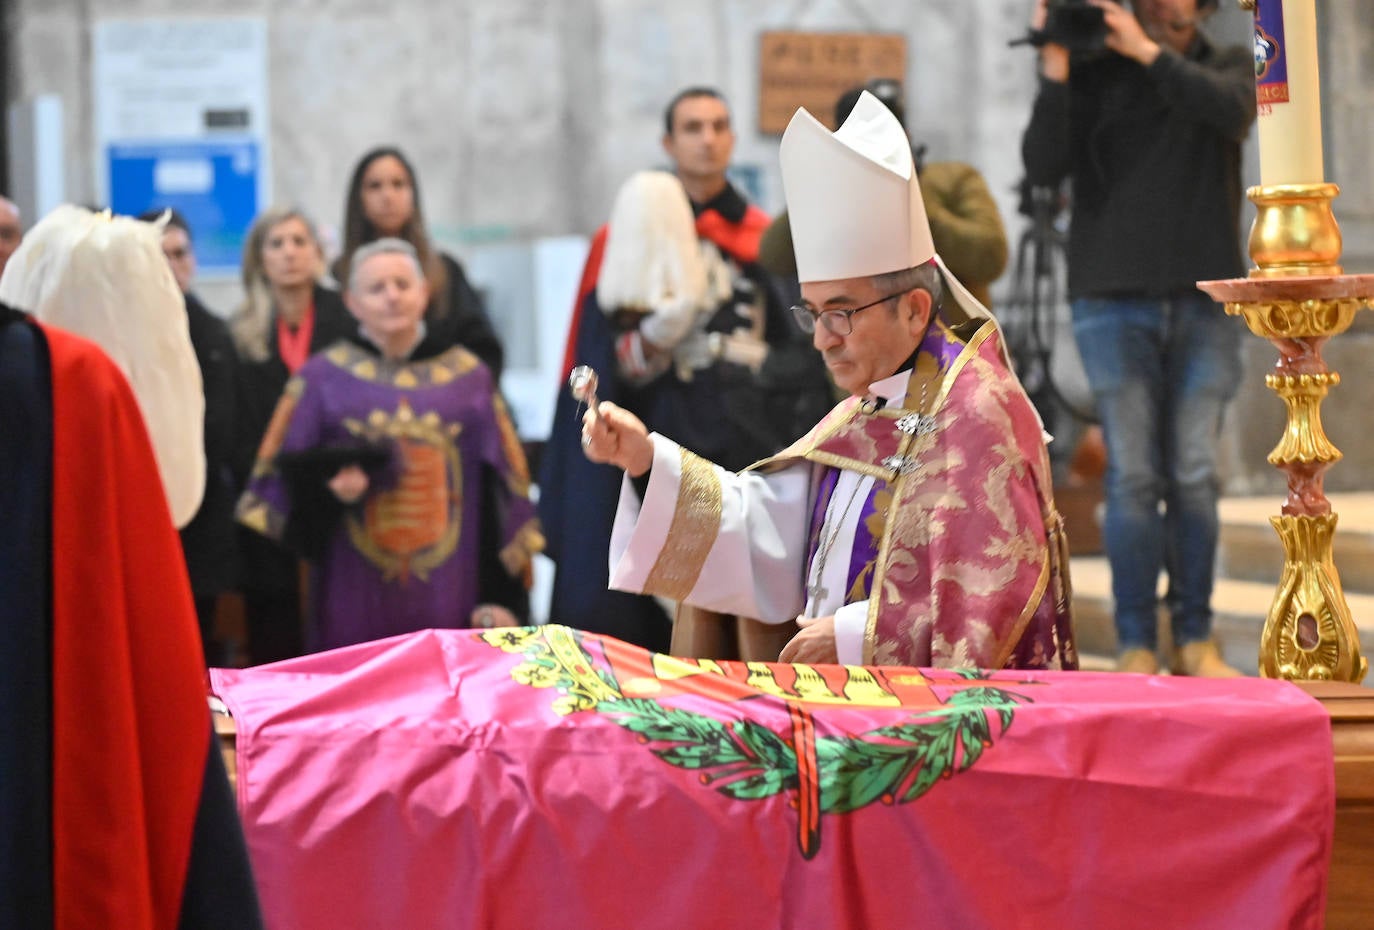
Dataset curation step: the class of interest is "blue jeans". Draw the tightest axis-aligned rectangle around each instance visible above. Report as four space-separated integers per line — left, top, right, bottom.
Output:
1072 294 1242 651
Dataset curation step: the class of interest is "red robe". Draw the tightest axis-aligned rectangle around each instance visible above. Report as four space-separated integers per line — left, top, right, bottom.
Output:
44 324 222 929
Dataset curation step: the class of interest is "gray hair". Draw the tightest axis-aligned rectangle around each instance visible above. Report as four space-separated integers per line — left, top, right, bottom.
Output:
870 260 942 312
347 237 425 292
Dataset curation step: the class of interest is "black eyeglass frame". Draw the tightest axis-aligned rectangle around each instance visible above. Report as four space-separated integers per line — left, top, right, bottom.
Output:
790 289 908 336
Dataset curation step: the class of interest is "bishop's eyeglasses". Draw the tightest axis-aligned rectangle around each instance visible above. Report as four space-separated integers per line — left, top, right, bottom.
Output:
790 290 905 336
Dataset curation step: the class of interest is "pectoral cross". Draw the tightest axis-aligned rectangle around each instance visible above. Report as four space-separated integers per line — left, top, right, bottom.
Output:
807 580 828 602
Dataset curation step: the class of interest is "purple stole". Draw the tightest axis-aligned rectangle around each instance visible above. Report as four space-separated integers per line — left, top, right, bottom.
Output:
804 322 968 605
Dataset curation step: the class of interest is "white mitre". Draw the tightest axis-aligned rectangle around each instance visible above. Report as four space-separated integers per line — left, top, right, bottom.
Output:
779 90 992 326
0 205 206 527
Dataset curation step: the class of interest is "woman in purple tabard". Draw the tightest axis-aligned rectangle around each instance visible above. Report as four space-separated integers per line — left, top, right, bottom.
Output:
236 239 543 652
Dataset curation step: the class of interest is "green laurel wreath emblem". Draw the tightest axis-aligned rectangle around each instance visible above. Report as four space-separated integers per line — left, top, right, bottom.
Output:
482 626 1031 857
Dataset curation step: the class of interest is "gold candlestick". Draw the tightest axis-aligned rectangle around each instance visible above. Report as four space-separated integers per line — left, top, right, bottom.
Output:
1199 183 1370 683
1247 184 1342 278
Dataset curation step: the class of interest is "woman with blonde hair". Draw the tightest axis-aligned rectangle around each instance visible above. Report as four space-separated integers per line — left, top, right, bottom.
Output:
231 206 352 663
334 147 504 380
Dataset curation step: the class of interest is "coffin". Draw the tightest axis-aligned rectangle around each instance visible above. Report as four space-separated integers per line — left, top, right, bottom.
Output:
1297 681 1374 930
211 627 1343 930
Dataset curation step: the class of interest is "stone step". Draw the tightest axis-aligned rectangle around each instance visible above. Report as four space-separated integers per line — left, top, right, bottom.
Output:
1217 494 1374 593
1070 555 1374 684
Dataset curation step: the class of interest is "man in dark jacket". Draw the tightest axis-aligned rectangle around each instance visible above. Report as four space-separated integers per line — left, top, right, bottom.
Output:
1020 0 1254 676
142 208 240 666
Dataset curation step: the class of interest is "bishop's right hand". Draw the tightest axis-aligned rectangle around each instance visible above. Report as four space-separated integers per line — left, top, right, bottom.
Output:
582 401 655 478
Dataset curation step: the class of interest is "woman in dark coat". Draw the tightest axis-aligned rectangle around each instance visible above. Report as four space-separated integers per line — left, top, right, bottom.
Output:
332 146 505 381
230 206 354 664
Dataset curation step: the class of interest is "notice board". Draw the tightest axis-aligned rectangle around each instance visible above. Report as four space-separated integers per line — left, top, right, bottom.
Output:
758 31 907 134
92 17 269 274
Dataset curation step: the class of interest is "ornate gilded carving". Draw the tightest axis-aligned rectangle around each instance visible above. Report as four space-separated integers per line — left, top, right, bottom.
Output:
1264 371 1342 467
1261 515 1367 683
1245 183 1343 278
1199 181 1373 681
1225 297 1362 340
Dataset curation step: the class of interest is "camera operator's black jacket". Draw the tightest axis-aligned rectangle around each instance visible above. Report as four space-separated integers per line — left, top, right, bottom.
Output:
1021 34 1255 299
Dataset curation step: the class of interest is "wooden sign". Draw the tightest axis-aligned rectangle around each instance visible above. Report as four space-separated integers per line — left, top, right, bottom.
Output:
758 31 907 134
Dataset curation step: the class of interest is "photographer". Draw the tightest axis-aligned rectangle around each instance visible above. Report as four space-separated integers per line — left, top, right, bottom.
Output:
1020 0 1255 676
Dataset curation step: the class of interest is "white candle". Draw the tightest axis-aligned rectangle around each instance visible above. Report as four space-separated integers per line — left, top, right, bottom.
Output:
1253 0 1324 185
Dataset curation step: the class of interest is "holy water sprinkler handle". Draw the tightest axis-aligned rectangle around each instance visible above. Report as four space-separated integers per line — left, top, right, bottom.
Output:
569 365 600 423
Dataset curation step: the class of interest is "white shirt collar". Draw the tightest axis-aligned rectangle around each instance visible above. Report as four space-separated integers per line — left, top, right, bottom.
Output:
867 367 912 407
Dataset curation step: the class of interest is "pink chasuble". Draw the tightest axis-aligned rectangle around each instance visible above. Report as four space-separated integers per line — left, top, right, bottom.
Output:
764 320 1075 669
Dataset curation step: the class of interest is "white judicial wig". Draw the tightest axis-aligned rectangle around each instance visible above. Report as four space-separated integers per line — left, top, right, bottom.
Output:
780 90 994 327
0 205 206 528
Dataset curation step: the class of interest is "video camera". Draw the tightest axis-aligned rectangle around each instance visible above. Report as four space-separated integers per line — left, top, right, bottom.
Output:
1044 0 1114 53
1011 0 1219 55
1016 0 1116 55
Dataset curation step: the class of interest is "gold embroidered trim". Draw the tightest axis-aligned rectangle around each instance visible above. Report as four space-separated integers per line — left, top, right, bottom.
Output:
802 450 896 482
252 383 303 470
755 327 995 478
991 545 1052 670
327 342 481 388
747 399 862 473
862 444 917 665
642 448 722 601
933 320 995 412
493 393 532 496
862 326 995 663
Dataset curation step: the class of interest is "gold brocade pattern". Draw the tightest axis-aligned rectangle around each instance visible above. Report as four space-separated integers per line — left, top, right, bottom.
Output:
730 321 1070 670
861 330 1065 669
643 448 723 600
344 399 463 582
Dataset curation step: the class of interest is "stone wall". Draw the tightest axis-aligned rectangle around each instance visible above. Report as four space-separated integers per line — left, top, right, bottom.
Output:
6 0 1058 260
6 0 1374 483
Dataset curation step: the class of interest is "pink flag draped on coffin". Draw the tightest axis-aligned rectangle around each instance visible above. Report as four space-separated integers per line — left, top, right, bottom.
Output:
210 626 1333 930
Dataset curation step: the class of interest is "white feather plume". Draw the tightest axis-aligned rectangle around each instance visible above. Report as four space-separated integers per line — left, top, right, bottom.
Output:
596 171 716 316
0 205 206 527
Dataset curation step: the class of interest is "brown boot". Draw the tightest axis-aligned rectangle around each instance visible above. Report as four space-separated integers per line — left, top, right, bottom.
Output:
1116 648 1159 675
1172 640 1242 678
